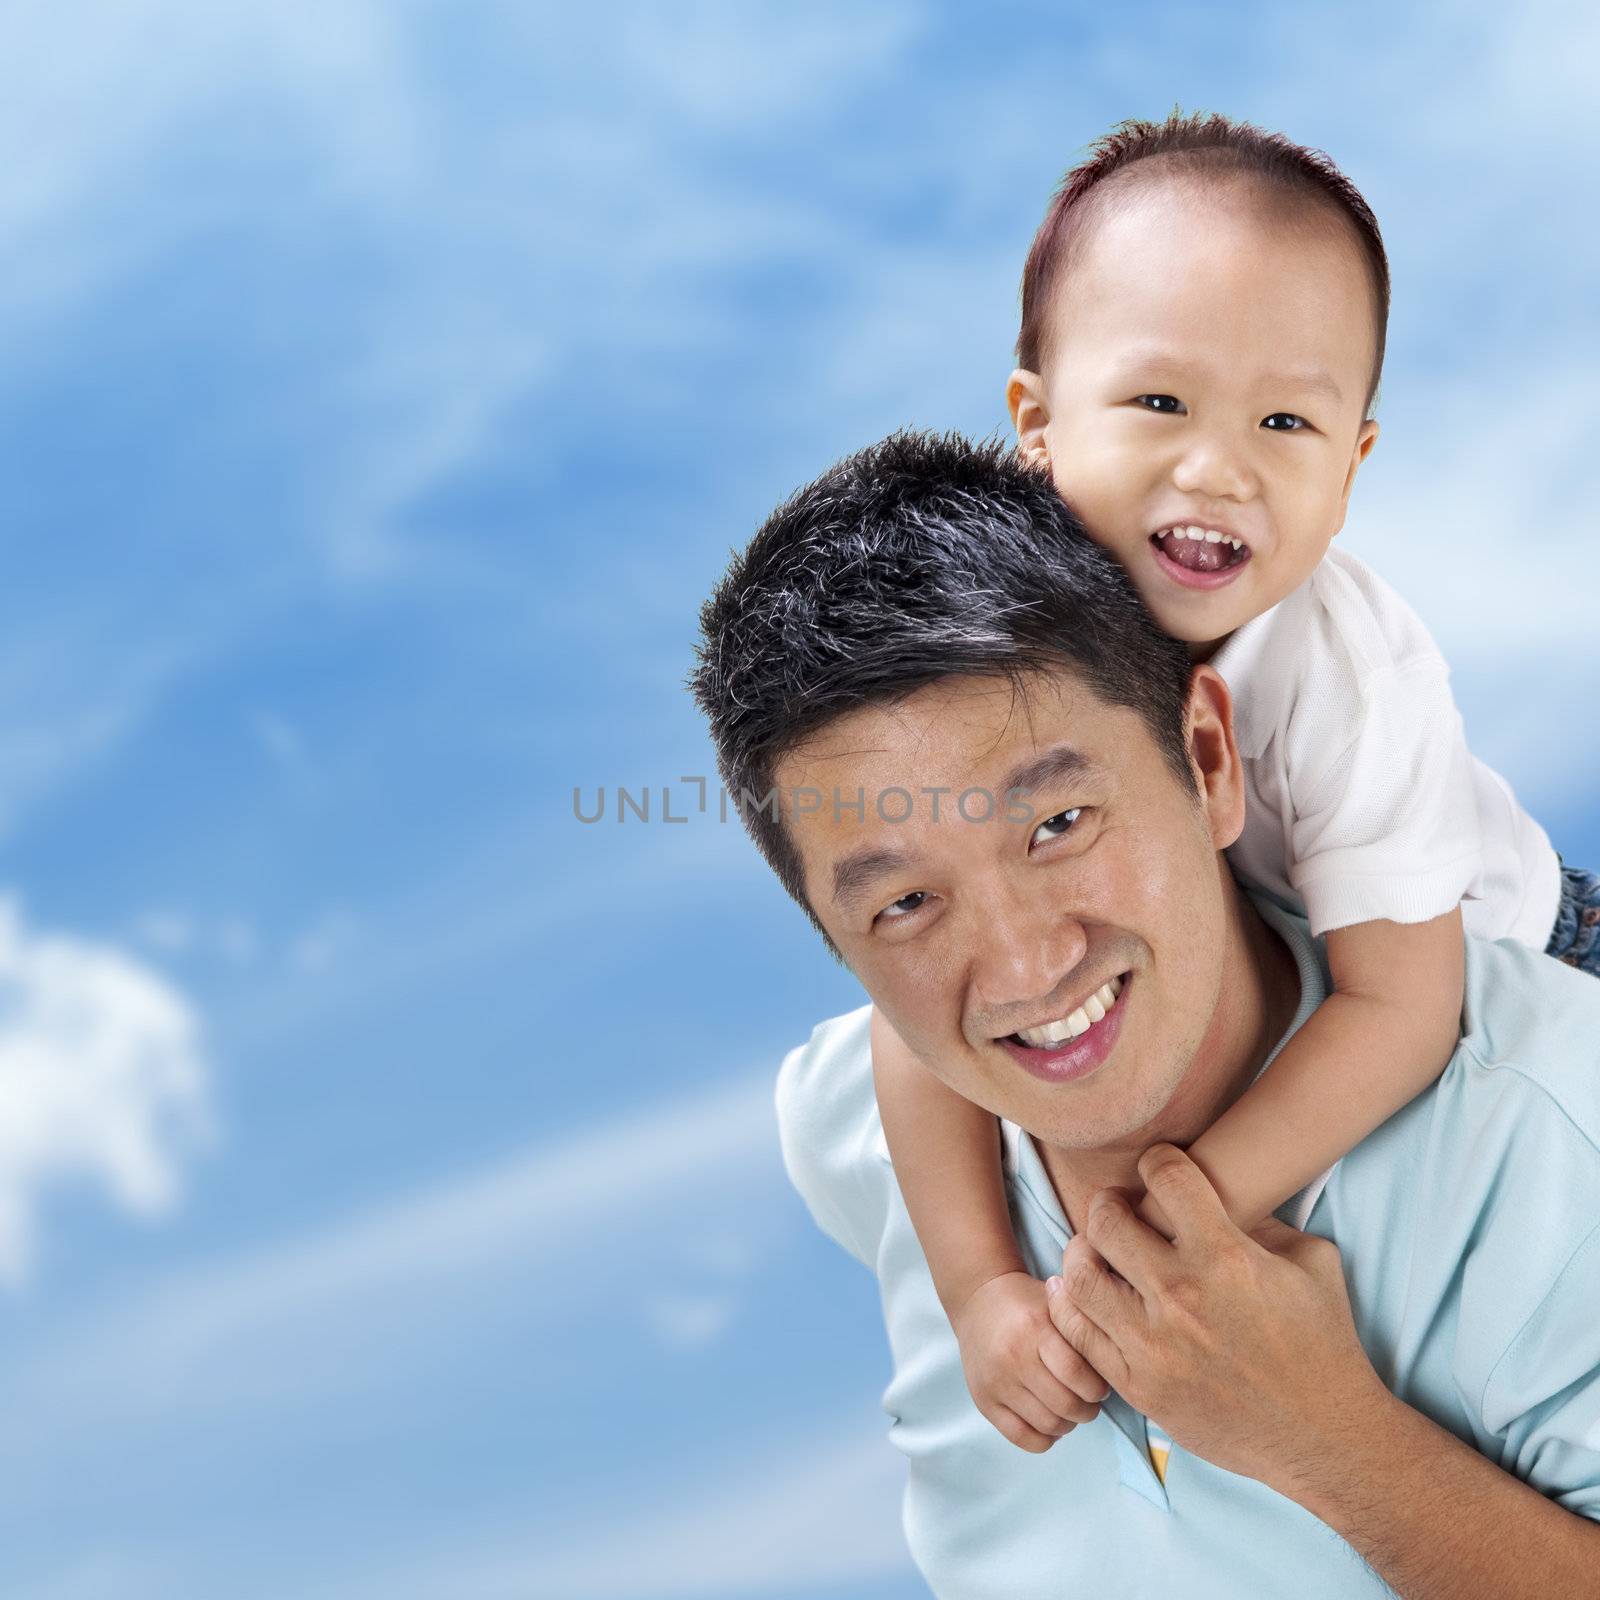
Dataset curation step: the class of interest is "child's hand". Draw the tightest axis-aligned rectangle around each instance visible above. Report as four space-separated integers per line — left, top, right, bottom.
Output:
951 1271 1111 1453
1134 1187 1178 1240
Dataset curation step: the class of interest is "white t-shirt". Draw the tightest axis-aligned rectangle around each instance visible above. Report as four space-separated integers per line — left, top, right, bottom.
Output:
1211 546 1561 947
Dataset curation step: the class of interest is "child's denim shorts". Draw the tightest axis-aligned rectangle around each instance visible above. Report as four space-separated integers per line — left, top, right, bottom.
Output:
1546 863 1600 976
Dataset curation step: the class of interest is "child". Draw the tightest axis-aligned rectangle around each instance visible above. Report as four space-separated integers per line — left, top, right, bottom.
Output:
871 112 1600 1456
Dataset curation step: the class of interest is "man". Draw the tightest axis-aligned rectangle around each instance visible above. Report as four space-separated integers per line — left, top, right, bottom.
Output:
688 432 1600 1598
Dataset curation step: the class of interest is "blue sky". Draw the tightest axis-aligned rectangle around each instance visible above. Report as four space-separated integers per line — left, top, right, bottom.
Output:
0 2 1594 1596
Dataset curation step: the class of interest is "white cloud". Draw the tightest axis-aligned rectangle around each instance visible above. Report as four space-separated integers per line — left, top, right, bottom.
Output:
0 0 419 336
1345 363 1596 660
0 1064 886 1600
643 1287 741 1349
134 910 264 969
0 897 214 1285
8 1069 780 1420
0 621 194 845
1337 360 1598 810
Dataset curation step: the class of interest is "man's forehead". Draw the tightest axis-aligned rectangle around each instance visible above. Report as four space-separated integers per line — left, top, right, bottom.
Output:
784 670 1106 781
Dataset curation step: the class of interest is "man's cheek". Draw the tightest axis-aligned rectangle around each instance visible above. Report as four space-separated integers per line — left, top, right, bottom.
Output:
1086 825 1166 925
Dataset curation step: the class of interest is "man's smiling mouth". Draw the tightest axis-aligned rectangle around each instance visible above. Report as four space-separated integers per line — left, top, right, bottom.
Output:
1150 524 1250 575
997 973 1133 1085
1002 973 1127 1049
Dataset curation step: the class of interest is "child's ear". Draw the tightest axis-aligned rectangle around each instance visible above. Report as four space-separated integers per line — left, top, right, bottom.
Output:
1007 369 1053 471
1332 418 1379 536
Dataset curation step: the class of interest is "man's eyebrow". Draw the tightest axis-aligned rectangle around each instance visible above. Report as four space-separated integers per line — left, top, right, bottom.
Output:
1002 744 1096 799
827 745 1096 911
831 846 921 912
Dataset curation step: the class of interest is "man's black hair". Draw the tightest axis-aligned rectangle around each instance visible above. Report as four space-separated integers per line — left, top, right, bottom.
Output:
687 430 1195 954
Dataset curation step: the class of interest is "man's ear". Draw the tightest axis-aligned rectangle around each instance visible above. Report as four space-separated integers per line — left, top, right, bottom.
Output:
1007 368 1053 470
1330 418 1379 537
1184 665 1246 850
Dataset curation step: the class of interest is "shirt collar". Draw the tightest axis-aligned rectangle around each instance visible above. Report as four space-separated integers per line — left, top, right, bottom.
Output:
1206 598 1287 762
1002 891 1336 1237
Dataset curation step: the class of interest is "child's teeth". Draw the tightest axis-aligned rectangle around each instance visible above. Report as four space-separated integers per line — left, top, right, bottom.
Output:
1159 525 1245 554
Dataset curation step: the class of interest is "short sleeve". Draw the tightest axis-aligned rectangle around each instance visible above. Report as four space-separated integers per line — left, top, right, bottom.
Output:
1479 1221 1600 1519
773 1004 890 1270
1285 659 1484 936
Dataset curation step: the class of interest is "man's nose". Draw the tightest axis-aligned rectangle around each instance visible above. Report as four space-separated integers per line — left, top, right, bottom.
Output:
1171 430 1257 501
970 893 1090 1015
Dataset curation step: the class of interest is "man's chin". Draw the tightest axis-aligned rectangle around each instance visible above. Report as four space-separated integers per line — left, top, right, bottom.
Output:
1022 1071 1187 1156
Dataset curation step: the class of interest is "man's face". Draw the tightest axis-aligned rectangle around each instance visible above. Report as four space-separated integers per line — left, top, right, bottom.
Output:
775 667 1243 1151
1014 179 1379 654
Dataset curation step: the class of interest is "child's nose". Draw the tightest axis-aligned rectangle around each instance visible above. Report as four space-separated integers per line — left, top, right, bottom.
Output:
1171 434 1257 502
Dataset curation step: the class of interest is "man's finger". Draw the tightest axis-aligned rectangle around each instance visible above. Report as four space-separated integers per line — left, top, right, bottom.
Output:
1137 1143 1234 1243
1082 1185 1174 1298
1250 1216 1344 1278
1058 1235 1143 1333
1046 1268 1129 1391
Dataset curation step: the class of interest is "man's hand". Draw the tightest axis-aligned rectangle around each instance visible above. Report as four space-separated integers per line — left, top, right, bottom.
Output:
952 1271 1111 1454
1044 1144 1389 1487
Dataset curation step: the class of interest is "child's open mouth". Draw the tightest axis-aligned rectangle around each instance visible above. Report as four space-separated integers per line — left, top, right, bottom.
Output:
1150 524 1252 588
1151 524 1249 572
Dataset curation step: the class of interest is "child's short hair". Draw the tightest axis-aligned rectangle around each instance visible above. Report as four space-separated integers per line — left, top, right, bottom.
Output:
1019 111 1390 415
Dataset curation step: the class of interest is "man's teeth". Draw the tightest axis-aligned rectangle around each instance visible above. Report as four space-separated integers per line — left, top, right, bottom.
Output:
1161 525 1243 551
1015 976 1125 1048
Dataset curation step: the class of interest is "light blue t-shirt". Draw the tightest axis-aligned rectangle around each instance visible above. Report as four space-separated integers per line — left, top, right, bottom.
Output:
775 900 1600 1598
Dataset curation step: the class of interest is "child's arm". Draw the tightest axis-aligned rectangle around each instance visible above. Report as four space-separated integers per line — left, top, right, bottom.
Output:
870 1005 1109 1451
1165 907 1465 1235
869 1004 1024 1314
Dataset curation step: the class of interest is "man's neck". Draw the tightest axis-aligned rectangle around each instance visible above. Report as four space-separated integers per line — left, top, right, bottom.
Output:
1039 877 1302 1235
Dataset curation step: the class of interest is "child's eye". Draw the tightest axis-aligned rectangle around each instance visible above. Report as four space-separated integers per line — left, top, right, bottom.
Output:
1134 394 1185 415
1030 808 1082 847
1262 412 1309 431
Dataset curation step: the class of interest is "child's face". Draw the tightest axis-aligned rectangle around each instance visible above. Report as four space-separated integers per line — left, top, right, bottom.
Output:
1010 179 1380 656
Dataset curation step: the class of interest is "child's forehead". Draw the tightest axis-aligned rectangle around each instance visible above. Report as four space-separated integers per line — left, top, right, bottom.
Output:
1085 169 1361 280
1045 173 1376 374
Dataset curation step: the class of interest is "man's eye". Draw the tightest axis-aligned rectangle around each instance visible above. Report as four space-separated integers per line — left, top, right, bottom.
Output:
1030 808 1082 847
1262 412 1309 431
1135 394 1185 414
877 891 929 922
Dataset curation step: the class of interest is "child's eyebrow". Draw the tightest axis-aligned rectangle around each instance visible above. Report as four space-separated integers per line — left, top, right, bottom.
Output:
1267 366 1344 404
1108 350 1345 405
